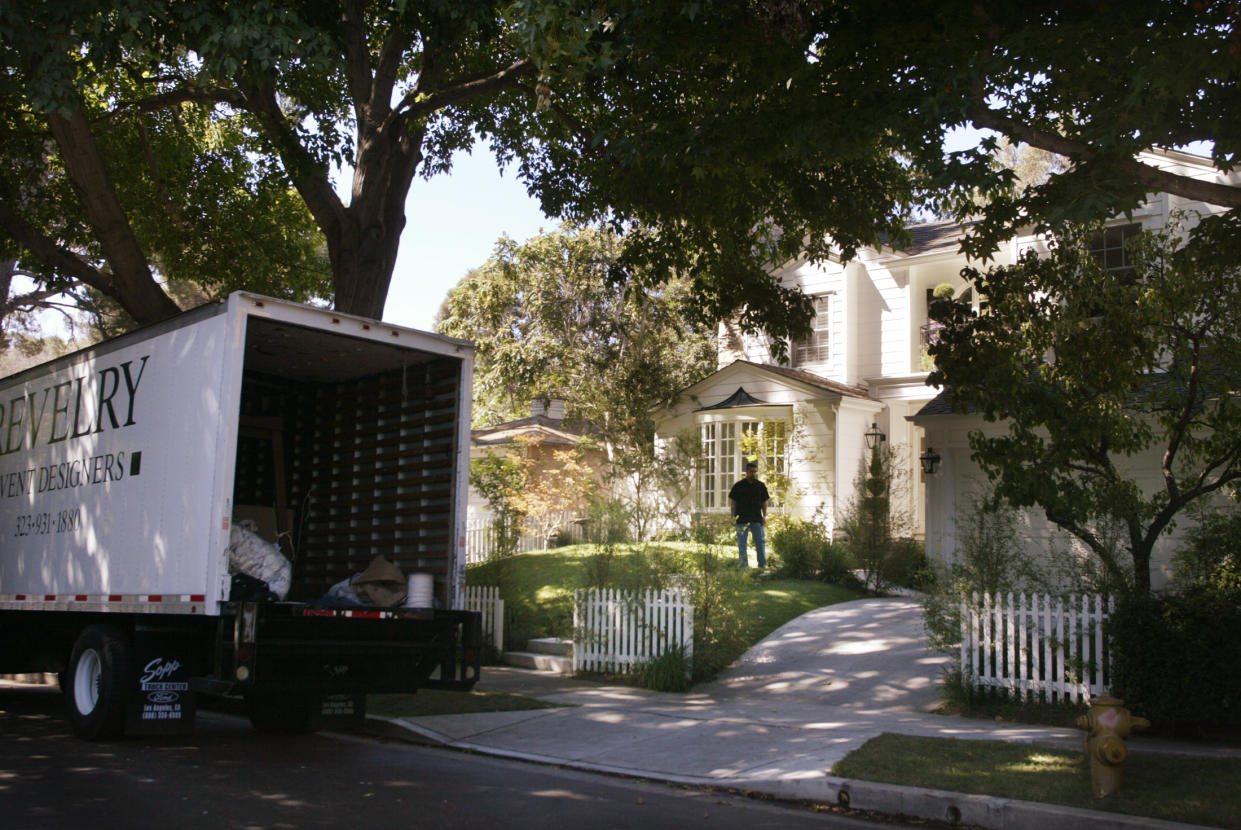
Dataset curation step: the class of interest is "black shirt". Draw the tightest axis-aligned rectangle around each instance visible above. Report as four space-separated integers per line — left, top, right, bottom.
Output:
728 477 769 523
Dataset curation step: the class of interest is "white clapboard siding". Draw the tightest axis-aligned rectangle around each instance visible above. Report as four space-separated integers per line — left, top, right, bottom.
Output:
573 587 693 675
463 585 504 652
961 592 1114 703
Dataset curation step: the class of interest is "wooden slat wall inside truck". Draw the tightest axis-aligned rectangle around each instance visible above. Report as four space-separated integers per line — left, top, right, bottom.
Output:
236 358 461 606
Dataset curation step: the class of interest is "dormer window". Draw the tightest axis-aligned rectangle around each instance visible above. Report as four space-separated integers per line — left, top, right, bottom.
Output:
792 295 831 367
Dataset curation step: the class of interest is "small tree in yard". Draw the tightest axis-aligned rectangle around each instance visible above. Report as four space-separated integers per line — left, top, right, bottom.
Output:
839 442 918 593
506 436 597 549
469 453 526 562
929 214 1241 596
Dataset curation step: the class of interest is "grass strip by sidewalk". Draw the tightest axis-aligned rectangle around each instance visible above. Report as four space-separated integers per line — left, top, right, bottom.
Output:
368 690 559 718
832 733 1240 829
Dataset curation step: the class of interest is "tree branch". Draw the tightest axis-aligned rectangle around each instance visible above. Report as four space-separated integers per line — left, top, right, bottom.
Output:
0 201 116 297
396 58 536 122
341 0 378 123
43 102 180 323
110 85 249 120
969 106 1241 209
237 75 346 240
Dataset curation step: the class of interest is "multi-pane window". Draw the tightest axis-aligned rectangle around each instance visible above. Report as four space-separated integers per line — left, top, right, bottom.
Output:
698 419 787 510
1089 223 1142 274
792 295 831 367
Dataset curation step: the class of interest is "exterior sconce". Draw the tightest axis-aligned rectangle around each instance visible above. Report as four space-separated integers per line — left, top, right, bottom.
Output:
920 447 942 475
864 422 886 450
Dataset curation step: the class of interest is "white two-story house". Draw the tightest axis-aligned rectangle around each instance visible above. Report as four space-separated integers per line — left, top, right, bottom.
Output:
654 148 1235 588
653 218 978 536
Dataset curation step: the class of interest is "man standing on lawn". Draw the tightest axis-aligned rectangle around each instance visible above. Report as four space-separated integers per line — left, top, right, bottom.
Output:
729 461 769 569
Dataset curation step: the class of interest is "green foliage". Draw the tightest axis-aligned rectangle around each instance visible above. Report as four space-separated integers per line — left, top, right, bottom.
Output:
583 497 633 546
435 225 715 441
469 453 526 562
1171 504 1241 591
1108 583 1241 731
684 549 751 682
929 215 1241 595
634 642 692 693
838 442 917 593
508 2 1241 353
834 733 1241 827
769 518 828 580
468 541 864 678
921 500 1082 654
690 512 736 547
769 516 858 585
883 538 929 590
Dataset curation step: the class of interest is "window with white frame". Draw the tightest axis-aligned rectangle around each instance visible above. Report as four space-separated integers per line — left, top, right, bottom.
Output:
792 295 831 367
698 419 788 510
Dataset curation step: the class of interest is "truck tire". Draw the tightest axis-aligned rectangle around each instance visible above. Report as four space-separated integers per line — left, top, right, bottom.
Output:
246 690 313 733
65 625 133 740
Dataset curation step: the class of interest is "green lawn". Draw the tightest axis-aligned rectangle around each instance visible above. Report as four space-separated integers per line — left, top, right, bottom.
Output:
832 733 1241 828
465 542 865 666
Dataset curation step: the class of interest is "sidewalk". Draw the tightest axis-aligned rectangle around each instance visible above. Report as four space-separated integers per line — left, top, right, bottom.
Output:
371 599 1239 830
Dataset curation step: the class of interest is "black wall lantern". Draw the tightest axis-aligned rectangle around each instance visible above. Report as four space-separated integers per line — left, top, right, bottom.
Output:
864 422 886 450
920 447 942 475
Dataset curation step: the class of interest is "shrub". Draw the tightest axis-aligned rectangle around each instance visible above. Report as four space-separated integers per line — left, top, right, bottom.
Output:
769 517 859 585
686 550 751 681
1172 506 1241 589
770 518 829 579
691 512 735 547
819 543 861 588
585 497 633 545
1108 583 1241 732
885 538 928 589
635 642 692 692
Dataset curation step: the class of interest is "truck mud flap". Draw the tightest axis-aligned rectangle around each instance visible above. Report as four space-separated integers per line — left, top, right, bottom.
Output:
125 630 198 735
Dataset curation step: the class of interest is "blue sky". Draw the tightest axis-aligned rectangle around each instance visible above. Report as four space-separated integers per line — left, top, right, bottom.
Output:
382 149 551 333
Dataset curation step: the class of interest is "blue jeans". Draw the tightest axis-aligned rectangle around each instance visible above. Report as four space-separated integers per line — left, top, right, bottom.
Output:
736 521 766 568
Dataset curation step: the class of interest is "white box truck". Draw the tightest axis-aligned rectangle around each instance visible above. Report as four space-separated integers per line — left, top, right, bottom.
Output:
0 293 481 738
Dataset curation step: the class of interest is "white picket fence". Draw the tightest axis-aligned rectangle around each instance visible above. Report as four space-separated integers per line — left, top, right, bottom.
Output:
465 514 586 564
465 520 540 564
961 592 1114 703
463 585 505 652
573 587 694 675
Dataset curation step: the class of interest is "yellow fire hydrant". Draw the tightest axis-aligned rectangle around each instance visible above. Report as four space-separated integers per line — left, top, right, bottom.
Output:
1075 693 1150 798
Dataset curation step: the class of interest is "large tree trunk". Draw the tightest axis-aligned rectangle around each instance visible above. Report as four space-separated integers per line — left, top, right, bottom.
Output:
45 106 181 326
329 119 423 320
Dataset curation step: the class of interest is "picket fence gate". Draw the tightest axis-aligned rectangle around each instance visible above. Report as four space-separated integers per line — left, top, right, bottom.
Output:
962 592 1114 703
573 587 693 675
463 585 504 653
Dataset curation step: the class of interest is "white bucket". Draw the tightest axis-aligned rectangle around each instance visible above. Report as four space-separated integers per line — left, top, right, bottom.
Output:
405 572 434 608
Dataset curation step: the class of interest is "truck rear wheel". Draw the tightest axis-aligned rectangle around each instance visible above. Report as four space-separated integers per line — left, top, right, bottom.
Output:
246 690 313 733
66 625 133 740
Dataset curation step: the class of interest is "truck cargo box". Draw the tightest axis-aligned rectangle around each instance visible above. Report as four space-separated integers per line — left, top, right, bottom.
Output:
0 293 481 738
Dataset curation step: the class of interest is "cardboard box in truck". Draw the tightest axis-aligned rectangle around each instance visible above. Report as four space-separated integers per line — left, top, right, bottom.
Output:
0 293 481 738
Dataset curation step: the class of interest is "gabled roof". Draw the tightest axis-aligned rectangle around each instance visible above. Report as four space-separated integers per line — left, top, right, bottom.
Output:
471 414 595 448
664 360 872 416
734 361 871 399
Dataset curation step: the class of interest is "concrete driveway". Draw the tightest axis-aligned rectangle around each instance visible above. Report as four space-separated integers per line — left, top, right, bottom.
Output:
696 597 952 713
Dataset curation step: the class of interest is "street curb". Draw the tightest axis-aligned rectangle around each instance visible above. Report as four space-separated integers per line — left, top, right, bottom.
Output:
365 716 1214 830
816 777 1211 830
